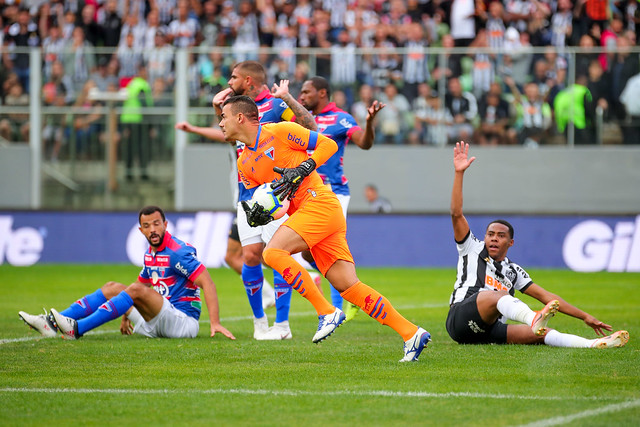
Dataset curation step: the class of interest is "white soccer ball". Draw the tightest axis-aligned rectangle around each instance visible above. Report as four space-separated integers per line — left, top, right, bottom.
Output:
250 182 290 220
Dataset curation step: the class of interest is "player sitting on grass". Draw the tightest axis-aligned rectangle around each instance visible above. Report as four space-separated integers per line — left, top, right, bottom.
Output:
446 142 629 348
19 206 235 341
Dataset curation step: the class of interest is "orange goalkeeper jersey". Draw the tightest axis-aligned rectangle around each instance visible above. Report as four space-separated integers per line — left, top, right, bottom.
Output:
237 121 338 212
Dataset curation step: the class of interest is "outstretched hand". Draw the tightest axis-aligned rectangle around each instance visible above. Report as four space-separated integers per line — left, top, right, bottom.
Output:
366 100 386 121
210 323 236 339
583 315 613 336
453 141 476 173
271 80 291 99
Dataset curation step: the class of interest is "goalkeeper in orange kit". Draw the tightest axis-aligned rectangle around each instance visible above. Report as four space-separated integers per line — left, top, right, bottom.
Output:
219 94 431 361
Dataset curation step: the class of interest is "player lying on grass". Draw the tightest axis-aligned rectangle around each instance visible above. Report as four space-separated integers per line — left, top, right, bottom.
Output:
219 94 430 361
447 142 628 348
19 206 235 341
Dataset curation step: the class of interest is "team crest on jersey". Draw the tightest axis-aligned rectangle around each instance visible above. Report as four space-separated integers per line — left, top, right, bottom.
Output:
265 146 275 160
505 269 517 283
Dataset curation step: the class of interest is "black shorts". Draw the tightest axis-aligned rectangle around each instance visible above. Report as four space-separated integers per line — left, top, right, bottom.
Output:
446 293 508 344
228 216 239 242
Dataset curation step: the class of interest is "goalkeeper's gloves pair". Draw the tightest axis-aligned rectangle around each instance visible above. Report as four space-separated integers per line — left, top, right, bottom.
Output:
272 158 316 201
241 158 317 228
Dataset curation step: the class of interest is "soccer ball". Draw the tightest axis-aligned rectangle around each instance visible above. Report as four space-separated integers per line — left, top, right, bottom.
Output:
250 182 290 220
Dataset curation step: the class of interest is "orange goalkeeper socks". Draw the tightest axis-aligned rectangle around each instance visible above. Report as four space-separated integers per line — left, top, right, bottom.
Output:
341 281 418 341
263 247 334 316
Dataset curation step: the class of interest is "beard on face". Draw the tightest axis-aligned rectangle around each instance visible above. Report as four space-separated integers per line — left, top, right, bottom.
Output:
147 231 165 248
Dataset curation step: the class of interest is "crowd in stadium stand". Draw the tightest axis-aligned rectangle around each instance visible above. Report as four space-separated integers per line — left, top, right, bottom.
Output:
1 0 640 148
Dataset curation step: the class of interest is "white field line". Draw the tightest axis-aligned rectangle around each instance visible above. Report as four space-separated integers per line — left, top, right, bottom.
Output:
516 399 640 427
2 303 448 345
0 387 623 402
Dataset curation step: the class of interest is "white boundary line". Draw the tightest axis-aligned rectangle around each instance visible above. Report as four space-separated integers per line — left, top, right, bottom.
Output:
0 387 623 401
516 399 640 427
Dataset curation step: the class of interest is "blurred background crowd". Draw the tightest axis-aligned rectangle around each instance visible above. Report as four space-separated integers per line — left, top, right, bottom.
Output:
1 0 640 158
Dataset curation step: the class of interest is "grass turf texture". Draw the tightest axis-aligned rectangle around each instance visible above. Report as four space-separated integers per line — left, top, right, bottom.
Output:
1 265 638 426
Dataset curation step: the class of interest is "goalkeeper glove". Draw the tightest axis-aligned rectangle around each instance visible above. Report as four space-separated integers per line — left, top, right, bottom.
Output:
272 158 316 201
241 201 274 227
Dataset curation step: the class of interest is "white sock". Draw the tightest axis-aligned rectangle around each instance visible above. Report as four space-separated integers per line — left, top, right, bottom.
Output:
543 329 595 348
496 295 536 325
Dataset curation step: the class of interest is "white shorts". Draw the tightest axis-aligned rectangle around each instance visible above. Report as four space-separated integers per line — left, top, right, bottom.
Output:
236 201 288 247
129 298 199 338
335 193 350 218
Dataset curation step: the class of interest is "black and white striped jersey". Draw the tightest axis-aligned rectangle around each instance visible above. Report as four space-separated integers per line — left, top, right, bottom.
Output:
449 230 533 322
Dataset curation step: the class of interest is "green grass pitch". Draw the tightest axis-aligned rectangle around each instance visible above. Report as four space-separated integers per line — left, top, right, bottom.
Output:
1 265 639 426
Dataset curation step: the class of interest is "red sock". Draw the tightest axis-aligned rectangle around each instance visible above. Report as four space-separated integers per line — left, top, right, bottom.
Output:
263 247 334 315
341 281 417 341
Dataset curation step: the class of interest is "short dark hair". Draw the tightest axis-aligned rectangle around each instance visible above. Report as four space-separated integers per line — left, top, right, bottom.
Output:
309 76 331 99
223 95 259 122
487 219 514 239
138 205 165 224
233 61 266 85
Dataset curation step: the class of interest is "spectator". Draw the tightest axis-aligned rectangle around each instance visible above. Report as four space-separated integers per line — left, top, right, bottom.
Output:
292 0 314 47
5 7 40 94
449 0 476 47
364 184 392 213
0 81 29 142
330 29 358 106
474 82 513 145
505 77 552 147
199 1 220 47
412 85 452 146
444 76 478 144
429 34 463 87
145 29 175 89
101 0 123 51
273 23 298 76
78 4 103 48
586 58 612 120
232 1 260 62
344 0 379 47
469 29 495 99
118 31 144 83
257 0 277 46
610 34 639 122
63 26 96 93
66 79 104 158
89 56 119 92
218 0 240 46
618 70 640 144
166 0 201 48
400 22 429 105
376 82 412 144
44 60 75 107
119 12 148 50
550 0 574 48
41 25 66 80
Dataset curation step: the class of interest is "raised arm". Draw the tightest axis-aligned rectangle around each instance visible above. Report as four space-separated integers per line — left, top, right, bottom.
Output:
194 268 235 339
451 142 475 242
350 100 385 150
271 80 318 131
